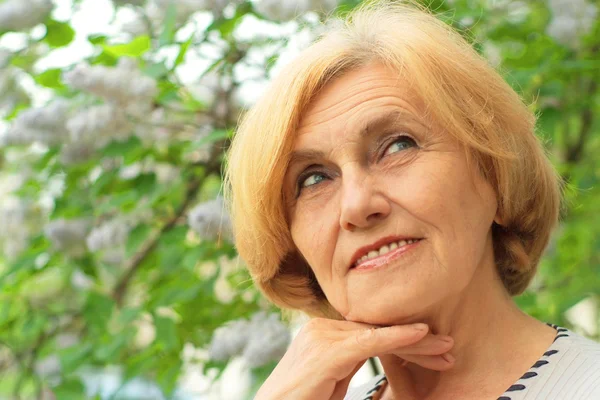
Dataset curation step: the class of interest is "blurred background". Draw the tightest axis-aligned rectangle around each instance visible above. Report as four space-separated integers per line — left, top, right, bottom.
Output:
0 0 598 398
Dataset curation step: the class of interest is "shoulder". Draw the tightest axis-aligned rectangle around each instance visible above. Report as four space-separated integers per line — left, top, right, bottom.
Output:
344 374 387 400
543 328 600 399
559 329 600 360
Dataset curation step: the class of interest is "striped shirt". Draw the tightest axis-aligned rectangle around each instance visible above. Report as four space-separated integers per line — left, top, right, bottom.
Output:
344 323 600 400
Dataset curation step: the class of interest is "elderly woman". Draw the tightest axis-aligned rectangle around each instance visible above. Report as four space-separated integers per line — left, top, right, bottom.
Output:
224 1 600 399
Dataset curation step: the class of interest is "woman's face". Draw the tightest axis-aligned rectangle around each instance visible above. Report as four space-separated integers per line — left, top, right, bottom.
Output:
283 63 500 325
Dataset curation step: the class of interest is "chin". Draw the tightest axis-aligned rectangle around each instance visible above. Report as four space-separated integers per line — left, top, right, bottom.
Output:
344 293 438 326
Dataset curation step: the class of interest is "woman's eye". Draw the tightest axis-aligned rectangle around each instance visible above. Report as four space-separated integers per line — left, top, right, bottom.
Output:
297 171 327 194
382 135 417 157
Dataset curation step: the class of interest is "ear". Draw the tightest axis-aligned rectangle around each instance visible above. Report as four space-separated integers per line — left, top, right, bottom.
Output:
493 210 504 226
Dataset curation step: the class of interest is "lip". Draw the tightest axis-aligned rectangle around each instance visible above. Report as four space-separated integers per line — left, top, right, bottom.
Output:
351 239 422 272
348 235 423 271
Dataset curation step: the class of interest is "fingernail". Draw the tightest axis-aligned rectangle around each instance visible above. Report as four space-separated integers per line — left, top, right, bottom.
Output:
412 323 428 331
442 353 455 363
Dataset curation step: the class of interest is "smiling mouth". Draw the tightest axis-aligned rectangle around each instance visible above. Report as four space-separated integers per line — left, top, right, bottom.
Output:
351 238 423 270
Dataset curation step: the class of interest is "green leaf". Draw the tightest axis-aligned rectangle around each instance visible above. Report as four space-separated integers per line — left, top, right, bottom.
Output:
91 50 118 66
159 2 178 46
43 20 76 48
101 136 143 158
35 68 64 89
143 61 170 79
53 378 86 398
103 36 151 58
196 129 232 146
130 172 157 196
156 355 182 396
154 315 179 351
84 292 115 335
88 34 108 45
59 343 94 374
94 331 131 362
174 35 194 68
157 79 181 105
126 224 153 258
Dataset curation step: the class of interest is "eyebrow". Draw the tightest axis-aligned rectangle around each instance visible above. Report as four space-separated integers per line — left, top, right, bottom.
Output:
288 109 422 167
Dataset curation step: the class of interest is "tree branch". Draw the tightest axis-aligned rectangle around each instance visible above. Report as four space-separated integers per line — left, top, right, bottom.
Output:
565 44 599 163
112 172 202 306
565 79 597 163
112 150 224 306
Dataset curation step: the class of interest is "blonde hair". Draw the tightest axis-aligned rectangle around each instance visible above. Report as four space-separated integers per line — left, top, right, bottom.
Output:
224 0 562 319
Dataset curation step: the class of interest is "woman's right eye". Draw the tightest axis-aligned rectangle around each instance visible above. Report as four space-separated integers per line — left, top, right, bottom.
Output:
296 171 327 195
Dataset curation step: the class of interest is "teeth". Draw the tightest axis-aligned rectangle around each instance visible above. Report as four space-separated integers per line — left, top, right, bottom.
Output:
354 239 420 266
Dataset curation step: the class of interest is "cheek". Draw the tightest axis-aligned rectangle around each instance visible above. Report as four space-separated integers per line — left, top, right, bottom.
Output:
384 155 492 251
290 201 338 272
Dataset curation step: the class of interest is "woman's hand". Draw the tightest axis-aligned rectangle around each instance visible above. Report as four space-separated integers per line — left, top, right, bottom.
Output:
254 318 455 400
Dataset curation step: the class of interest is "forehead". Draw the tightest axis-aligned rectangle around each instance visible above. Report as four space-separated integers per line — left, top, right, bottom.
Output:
296 63 426 139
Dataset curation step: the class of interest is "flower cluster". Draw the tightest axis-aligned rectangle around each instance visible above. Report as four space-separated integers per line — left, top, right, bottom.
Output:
0 199 42 258
86 218 131 264
0 68 29 119
254 0 338 21
44 218 91 257
0 0 53 32
121 0 239 35
113 0 147 6
87 220 129 251
187 196 233 243
208 311 291 368
63 58 157 115
546 0 598 48
2 100 70 146
66 104 133 147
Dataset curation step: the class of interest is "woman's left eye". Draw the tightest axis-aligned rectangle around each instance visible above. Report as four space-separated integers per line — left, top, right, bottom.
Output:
382 135 417 157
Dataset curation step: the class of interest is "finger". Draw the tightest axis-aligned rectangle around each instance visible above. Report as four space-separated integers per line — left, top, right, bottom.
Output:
343 323 429 363
399 353 455 371
392 334 454 356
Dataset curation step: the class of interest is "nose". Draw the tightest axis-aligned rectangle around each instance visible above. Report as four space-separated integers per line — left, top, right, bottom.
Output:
339 167 391 231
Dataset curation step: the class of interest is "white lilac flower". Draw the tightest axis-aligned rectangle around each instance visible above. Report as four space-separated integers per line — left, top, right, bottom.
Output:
34 355 61 378
151 0 236 21
63 58 157 114
254 0 338 21
70 269 94 290
59 141 96 165
0 69 28 119
66 103 133 146
208 312 290 368
0 0 53 32
242 311 291 368
0 199 35 258
113 0 147 6
44 218 90 256
2 100 70 146
56 333 80 349
86 218 131 264
0 49 12 67
546 0 598 48
208 319 252 361
86 219 130 252
187 196 233 242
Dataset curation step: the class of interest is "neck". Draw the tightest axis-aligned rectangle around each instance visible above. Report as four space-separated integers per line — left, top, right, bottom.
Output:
378 240 556 400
